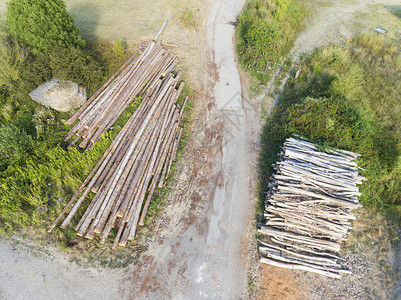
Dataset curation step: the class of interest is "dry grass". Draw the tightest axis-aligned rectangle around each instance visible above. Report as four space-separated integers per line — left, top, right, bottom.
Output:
65 0 181 40
337 208 399 298
289 208 400 299
0 0 210 90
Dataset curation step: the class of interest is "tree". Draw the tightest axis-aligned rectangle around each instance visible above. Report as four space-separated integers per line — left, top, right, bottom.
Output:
6 0 85 55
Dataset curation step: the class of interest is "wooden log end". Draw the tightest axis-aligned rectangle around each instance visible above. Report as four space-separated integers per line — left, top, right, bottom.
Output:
65 119 75 126
115 211 124 218
85 233 95 240
93 228 102 234
118 240 127 247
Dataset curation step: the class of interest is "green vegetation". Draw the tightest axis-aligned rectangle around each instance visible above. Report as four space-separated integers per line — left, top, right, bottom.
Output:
23 46 104 95
179 8 198 29
0 124 34 171
236 0 310 83
6 0 85 55
0 32 29 93
259 33 401 220
386 5 401 19
0 3 134 233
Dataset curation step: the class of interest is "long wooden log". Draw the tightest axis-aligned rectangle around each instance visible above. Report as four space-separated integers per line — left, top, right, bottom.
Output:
59 112 138 229
258 227 341 252
96 93 169 234
65 50 140 125
260 257 342 279
66 42 162 147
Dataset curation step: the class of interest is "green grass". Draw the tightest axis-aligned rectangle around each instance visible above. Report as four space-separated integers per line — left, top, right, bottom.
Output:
259 33 401 222
236 0 311 84
179 8 199 29
386 5 401 19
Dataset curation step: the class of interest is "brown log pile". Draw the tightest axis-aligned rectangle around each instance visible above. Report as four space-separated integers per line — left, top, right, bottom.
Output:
259 136 366 278
49 43 186 248
64 41 179 149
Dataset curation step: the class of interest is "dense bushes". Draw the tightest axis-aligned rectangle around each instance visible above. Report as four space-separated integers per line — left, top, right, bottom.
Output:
0 134 112 231
237 0 310 83
19 47 103 96
260 33 401 219
0 34 29 92
0 125 34 171
6 0 85 55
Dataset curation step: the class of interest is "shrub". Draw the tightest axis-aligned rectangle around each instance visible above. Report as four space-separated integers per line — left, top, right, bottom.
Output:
19 46 104 96
237 0 310 83
0 124 34 171
6 0 85 55
0 26 30 92
0 132 112 231
48 47 104 93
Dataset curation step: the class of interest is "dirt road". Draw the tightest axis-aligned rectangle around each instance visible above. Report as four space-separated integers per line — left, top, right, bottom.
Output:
130 0 260 298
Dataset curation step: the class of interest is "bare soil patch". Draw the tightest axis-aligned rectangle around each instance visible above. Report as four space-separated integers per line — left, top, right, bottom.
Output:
258 265 310 300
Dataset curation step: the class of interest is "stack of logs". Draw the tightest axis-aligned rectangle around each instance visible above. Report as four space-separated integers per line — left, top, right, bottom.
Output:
49 43 186 248
259 137 366 278
64 41 178 149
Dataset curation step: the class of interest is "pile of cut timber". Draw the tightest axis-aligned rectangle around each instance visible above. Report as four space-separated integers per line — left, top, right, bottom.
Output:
49 44 186 248
64 42 178 149
259 137 366 278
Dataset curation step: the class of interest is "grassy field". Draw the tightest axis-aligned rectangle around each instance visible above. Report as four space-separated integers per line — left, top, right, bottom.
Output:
1 0 195 40
65 0 180 40
236 0 312 84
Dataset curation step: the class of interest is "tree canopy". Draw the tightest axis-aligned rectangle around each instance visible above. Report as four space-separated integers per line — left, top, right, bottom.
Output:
6 0 85 55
